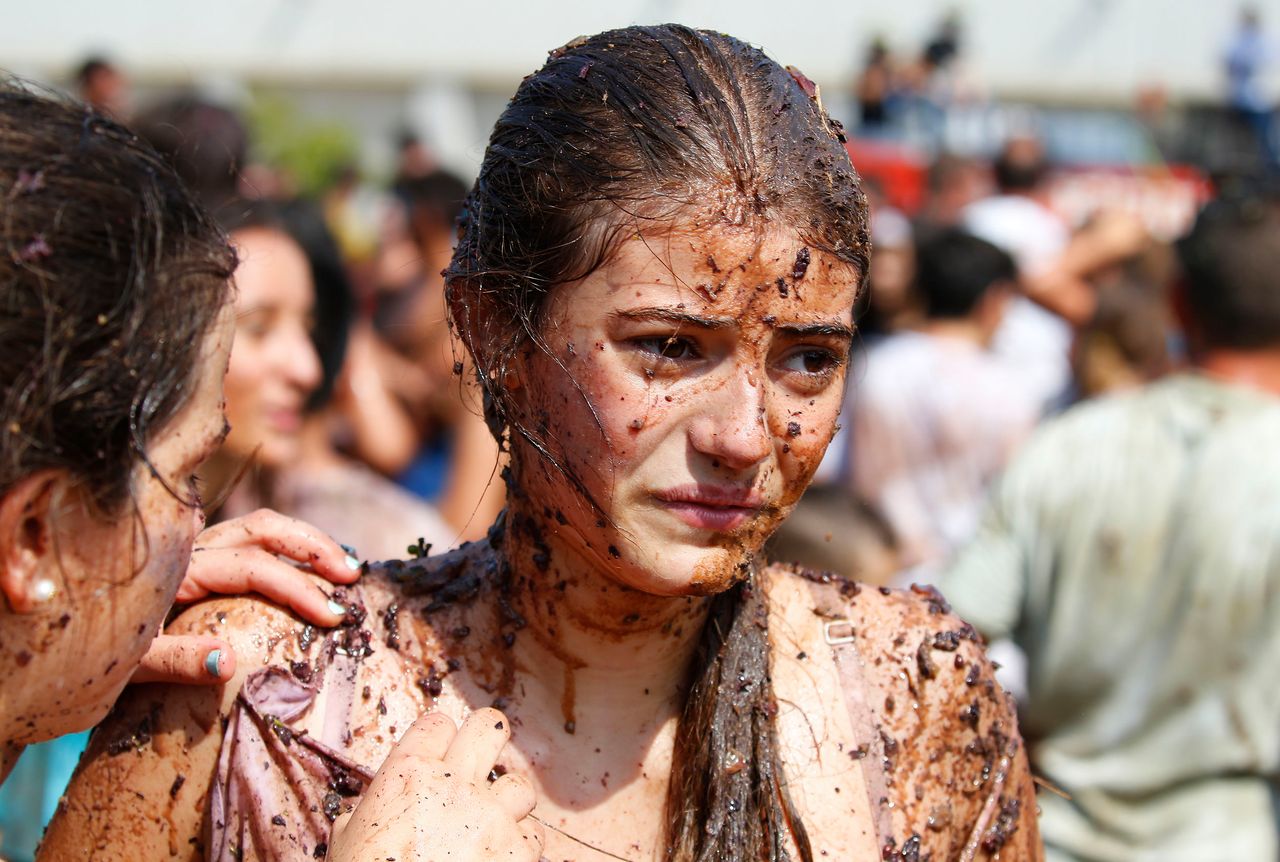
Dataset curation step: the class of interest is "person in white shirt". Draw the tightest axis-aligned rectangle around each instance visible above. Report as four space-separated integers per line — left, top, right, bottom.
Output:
847 228 1039 576
963 135 1075 410
944 190 1280 862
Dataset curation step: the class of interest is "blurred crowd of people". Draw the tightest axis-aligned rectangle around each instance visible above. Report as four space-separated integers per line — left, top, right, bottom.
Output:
853 4 1280 177
776 71 1280 862
852 11 978 145
4 19 1280 859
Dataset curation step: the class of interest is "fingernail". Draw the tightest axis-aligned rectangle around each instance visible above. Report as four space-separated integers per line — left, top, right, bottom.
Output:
328 599 347 617
340 543 359 558
205 649 222 678
344 554 361 571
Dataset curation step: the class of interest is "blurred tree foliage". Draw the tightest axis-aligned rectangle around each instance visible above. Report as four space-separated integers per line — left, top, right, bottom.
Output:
247 92 358 196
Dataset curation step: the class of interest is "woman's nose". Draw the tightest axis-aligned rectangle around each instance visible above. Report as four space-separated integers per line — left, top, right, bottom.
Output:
686 363 772 472
281 325 323 392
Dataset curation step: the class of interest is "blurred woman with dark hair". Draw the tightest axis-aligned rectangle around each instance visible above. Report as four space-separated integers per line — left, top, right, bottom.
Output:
204 198 455 561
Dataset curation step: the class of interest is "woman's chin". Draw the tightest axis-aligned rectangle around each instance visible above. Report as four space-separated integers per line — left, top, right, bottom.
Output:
258 435 303 469
611 542 753 598
14 695 114 748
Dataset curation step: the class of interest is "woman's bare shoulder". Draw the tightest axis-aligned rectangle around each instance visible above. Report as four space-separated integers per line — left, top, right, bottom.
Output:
41 588 330 860
166 544 485 678
768 565 1043 860
41 596 267 860
851 581 1042 860
41 555 471 862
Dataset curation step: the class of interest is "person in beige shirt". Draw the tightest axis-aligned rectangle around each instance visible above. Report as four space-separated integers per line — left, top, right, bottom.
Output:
944 192 1280 861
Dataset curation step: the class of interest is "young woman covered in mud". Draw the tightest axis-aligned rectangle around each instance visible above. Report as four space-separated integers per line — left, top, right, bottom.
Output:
47 26 1042 862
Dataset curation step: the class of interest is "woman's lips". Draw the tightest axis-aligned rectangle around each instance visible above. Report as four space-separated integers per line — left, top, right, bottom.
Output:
652 485 764 532
265 407 302 434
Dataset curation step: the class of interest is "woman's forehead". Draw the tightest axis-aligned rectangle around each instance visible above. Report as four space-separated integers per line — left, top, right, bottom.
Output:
230 228 314 310
584 226 860 313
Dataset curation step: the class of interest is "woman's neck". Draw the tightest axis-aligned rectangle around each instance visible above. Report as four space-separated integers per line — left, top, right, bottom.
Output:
202 454 277 522
0 741 22 786
493 501 711 738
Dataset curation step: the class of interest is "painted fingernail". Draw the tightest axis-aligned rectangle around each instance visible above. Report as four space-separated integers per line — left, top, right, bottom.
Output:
205 649 222 678
344 554 361 571
328 599 347 617
339 543 359 557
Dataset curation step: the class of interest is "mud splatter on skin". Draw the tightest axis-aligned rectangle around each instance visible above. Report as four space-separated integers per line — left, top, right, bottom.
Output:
417 665 445 698
803 579 1037 858
979 796 1022 853
791 247 811 281
105 705 159 756
382 602 401 650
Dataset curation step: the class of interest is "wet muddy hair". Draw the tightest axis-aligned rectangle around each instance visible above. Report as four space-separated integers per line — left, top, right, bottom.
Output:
0 83 235 516
446 25 869 861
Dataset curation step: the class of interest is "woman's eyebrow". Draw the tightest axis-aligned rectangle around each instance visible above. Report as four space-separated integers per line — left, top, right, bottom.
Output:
776 320 855 341
611 307 736 329
612 308 854 342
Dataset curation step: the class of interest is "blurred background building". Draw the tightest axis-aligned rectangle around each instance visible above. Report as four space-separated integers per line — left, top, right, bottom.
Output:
5 0 1280 182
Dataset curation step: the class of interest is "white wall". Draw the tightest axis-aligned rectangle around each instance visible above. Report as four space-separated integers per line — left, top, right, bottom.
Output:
3 0 1278 101
5 0 1276 177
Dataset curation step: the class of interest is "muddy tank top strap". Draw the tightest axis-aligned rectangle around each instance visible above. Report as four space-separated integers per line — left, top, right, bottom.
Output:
802 575 896 849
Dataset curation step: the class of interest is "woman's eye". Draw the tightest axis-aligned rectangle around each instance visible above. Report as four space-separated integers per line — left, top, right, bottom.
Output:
780 348 840 376
635 335 699 361
237 311 273 339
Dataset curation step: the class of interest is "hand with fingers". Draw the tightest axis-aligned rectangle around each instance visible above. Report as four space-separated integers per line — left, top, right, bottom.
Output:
328 708 544 862
131 508 364 685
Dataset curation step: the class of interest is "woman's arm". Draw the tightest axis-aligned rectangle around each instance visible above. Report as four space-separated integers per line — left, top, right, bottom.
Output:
333 323 425 477
435 403 506 541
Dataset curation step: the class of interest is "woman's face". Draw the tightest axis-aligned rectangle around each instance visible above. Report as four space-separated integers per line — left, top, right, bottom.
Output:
516 225 860 597
221 227 321 467
22 310 234 741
